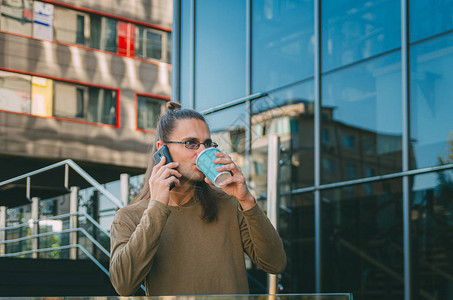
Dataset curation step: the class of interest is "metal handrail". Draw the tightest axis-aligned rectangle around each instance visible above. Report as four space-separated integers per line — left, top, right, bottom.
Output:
0 244 109 276
0 159 124 208
0 227 110 257
0 211 111 238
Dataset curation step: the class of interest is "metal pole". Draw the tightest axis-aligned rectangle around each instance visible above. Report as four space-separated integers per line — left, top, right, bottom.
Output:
245 0 252 181
267 134 280 294
0 206 6 255
31 197 40 258
401 0 411 299
64 163 69 190
26 177 30 200
314 0 322 292
70 186 79 260
120 173 130 207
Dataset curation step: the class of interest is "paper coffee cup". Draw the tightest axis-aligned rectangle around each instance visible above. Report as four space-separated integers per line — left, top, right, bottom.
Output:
196 148 232 187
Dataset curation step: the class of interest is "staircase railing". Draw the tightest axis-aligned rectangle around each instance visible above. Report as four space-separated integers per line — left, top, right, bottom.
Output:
0 211 146 292
0 160 148 293
0 159 124 209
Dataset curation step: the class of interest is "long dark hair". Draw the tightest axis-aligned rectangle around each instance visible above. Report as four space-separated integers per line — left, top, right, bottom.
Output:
134 101 217 222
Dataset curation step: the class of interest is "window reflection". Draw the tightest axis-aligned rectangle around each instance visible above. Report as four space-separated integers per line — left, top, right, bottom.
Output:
322 0 400 72
0 0 33 36
411 170 453 299
322 178 403 298
135 26 166 61
252 0 314 92
0 70 31 113
137 95 167 131
252 81 314 190
90 15 117 53
195 0 246 111
54 81 117 125
410 33 453 169
321 52 402 183
410 0 453 43
54 6 89 46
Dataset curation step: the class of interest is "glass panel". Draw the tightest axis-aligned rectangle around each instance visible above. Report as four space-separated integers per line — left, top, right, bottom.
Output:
54 82 87 119
321 52 402 184
31 76 53 117
54 6 87 45
89 15 117 53
322 0 401 72
54 82 117 125
411 170 453 299
0 0 33 36
104 17 117 53
135 26 164 60
252 0 314 92
166 32 172 64
281 192 316 293
195 0 246 111
137 95 167 131
252 80 314 191
410 0 453 43
5 204 32 257
322 178 403 299
86 87 117 125
410 33 453 169
146 30 162 60
0 70 31 113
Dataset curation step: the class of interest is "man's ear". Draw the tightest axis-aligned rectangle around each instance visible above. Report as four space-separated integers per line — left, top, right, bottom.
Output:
156 141 164 150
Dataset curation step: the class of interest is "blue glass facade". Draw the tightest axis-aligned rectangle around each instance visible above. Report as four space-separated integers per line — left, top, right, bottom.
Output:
173 1 453 299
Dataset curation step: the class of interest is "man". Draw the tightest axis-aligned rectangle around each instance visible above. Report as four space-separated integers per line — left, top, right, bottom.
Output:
109 103 286 296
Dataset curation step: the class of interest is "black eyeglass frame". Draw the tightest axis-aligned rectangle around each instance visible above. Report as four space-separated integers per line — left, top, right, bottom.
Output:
163 140 219 150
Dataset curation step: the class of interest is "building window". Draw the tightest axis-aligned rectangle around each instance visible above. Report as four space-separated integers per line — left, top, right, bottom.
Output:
54 81 117 125
135 26 164 61
322 157 336 174
53 5 88 46
137 95 167 131
0 0 33 36
345 163 357 180
364 139 375 155
322 128 330 144
0 70 31 113
89 14 117 53
342 133 355 150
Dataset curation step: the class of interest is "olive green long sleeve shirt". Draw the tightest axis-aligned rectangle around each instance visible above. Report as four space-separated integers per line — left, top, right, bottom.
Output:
109 186 286 296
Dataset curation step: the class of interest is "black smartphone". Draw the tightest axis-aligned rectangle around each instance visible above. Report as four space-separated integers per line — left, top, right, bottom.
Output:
153 145 176 190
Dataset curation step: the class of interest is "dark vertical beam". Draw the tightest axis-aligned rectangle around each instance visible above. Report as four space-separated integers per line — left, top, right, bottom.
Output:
314 0 322 293
245 0 252 181
401 0 411 299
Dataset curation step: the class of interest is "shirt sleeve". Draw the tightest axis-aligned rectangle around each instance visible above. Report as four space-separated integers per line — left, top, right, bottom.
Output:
238 203 287 274
109 200 171 296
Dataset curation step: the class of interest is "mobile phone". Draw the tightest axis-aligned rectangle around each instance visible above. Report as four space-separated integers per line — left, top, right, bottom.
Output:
153 145 176 190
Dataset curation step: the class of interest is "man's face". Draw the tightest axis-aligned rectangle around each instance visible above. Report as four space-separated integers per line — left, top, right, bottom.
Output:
164 118 211 183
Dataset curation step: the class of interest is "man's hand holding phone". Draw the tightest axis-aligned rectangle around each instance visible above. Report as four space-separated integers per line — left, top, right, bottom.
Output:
149 146 181 206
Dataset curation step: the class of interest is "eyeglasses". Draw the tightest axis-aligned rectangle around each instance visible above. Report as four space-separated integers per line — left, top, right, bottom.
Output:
164 140 219 150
